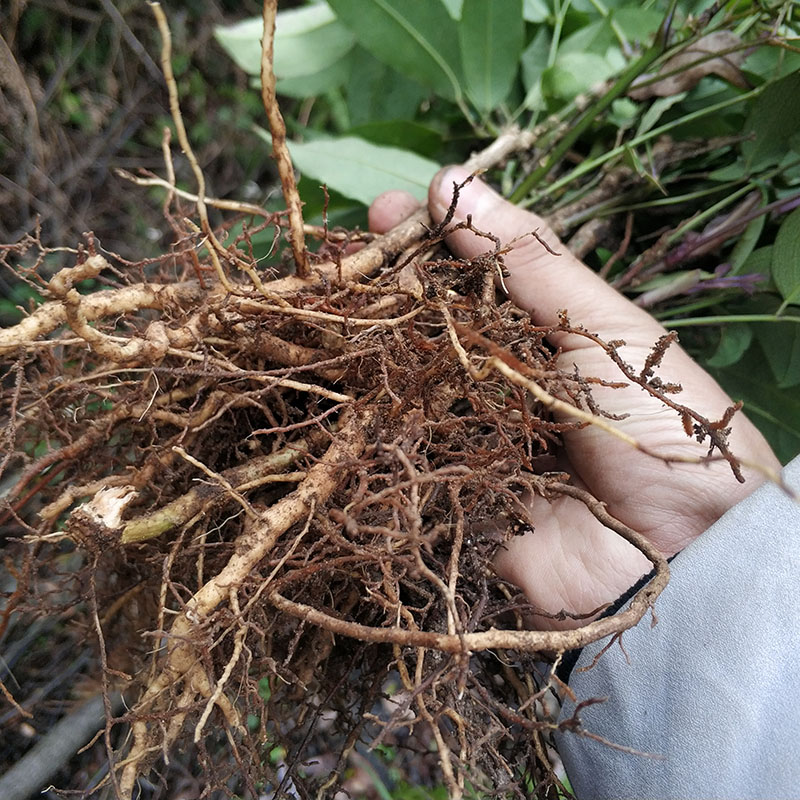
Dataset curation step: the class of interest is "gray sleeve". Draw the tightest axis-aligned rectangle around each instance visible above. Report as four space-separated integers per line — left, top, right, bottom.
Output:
556 456 800 800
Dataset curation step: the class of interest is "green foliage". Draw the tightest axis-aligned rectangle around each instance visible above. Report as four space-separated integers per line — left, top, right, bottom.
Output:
772 206 800 306
326 0 465 103
214 0 800 462
742 71 800 172
459 0 524 112
706 323 752 368
755 313 800 389
259 132 440 205
714 342 800 465
215 4 356 97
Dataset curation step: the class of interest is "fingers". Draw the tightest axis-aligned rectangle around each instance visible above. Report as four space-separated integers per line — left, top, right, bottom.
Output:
368 190 421 234
428 165 667 349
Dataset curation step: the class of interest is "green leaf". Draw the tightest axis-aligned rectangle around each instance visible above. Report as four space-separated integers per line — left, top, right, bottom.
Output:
274 53 354 98
730 207 766 273
327 0 463 101
708 163 746 182
742 70 800 172
705 323 752 368
559 17 614 55
215 6 355 79
520 26 549 109
276 135 440 205
612 7 665 41
741 43 800 82
714 344 800 463
441 0 463 19
347 120 442 157
635 93 687 138
345 47 426 126
609 97 637 127
755 317 800 388
523 0 548 23
739 245 773 281
772 206 800 303
542 52 616 99
458 0 523 112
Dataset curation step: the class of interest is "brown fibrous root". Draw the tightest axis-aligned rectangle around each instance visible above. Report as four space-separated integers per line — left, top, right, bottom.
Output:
0 11 751 800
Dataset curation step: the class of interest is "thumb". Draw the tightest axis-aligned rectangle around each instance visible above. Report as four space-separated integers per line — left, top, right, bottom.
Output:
429 165 666 347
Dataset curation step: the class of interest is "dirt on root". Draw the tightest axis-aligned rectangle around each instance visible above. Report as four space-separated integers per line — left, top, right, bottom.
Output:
1 184 585 796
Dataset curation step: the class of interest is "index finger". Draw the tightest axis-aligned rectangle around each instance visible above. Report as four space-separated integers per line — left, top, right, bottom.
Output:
428 166 669 351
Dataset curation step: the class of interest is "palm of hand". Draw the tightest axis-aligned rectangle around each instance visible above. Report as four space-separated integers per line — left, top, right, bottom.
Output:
370 167 780 630
498 339 771 629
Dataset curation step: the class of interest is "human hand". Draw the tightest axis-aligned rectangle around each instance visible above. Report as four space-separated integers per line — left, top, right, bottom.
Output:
369 165 780 630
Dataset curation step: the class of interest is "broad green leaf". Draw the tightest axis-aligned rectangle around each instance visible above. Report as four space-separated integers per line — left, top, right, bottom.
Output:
458 0 524 112
271 135 440 205
705 323 752 368
441 0 463 19
345 47 426 126
520 26 549 98
327 0 464 101
274 54 353 98
771 206 800 303
542 53 616 99
738 245 773 280
755 317 800 388
559 17 614 56
742 70 800 171
708 163 746 182
612 7 665 41
741 44 800 82
715 343 800 463
347 120 442 157
523 0 548 23
215 6 355 79
324 86 351 132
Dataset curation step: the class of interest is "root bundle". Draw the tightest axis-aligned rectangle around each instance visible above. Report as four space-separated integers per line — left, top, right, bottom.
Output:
0 5 748 797
0 176 678 797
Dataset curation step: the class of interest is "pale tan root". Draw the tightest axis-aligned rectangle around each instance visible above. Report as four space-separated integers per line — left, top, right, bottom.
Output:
118 408 372 797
